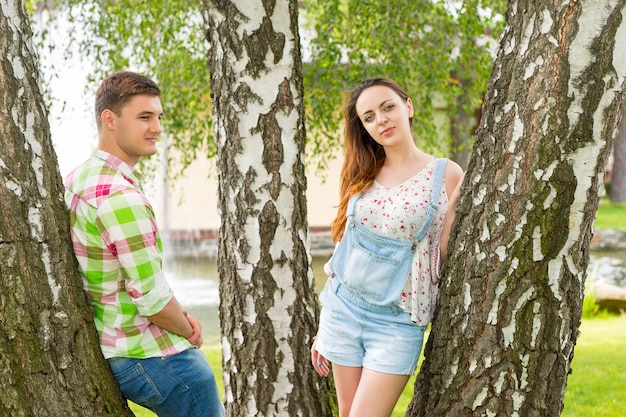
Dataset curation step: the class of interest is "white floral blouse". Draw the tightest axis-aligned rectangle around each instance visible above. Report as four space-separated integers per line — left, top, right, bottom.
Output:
325 158 449 325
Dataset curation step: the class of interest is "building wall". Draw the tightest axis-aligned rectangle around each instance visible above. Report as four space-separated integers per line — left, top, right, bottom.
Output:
152 99 451 240
150 148 342 235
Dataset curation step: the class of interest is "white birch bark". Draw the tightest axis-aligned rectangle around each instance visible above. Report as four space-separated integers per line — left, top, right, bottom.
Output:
409 0 626 416
204 1 334 415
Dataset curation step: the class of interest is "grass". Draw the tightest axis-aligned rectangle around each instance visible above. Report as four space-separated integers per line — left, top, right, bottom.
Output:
393 316 626 417
129 200 625 416
562 316 626 417
128 316 625 417
595 198 626 229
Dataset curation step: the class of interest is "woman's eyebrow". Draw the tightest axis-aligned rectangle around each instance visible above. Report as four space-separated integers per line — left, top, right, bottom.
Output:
360 99 395 117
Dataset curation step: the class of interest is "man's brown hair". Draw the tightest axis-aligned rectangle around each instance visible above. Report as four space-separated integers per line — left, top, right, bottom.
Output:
95 71 161 129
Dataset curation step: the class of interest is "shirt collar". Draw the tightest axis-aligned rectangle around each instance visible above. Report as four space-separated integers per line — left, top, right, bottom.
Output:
91 149 144 185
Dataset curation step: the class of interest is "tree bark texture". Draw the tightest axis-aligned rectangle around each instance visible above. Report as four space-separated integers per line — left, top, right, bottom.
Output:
408 1 626 416
0 2 133 416
204 1 335 415
608 108 626 202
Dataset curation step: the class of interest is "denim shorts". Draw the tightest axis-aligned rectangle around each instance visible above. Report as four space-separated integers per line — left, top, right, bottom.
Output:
107 348 225 417
316 279 427 375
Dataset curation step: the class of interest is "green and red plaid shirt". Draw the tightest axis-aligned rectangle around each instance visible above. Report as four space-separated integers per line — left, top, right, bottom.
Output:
64 149 191 359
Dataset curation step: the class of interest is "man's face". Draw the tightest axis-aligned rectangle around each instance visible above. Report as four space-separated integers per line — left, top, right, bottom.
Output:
108 94 163 166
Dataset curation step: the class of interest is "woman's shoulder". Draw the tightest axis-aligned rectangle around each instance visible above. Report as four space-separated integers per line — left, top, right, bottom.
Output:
420 154 463 181
441 159 464 197
442 158 463 177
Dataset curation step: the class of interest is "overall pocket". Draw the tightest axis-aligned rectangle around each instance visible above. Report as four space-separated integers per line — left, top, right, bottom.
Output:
331 224 413 304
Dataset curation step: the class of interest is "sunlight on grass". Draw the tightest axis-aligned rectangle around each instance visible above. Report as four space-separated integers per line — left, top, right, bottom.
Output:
595 198 626 230
128 317 625 416
562 316 626 417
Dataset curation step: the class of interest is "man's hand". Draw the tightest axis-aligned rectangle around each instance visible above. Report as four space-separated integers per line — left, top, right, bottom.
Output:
183 310 204 348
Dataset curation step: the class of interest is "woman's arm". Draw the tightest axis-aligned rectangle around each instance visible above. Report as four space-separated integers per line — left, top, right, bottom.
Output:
439 163 465 261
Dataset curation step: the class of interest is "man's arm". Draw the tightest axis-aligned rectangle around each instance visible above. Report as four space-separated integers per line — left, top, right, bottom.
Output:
146 296 204 347
97 189 203 347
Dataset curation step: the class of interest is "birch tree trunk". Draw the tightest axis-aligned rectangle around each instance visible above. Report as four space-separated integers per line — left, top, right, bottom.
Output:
0 1 133 416
204 1 334 415
408 0 626 416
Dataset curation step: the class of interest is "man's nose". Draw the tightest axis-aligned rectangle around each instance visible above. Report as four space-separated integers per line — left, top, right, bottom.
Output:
151 118 163 134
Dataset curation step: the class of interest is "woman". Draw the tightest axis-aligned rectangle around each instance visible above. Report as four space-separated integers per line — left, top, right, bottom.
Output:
311 77 464 417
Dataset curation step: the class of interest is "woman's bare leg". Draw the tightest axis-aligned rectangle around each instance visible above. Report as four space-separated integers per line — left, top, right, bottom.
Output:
348 368 410 417
332 364 363 417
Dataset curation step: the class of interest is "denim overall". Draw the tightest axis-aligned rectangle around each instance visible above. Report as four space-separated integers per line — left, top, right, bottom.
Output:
328 158 447 312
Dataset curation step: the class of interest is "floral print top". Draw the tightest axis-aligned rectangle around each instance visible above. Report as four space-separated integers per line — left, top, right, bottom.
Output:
332 158 448 325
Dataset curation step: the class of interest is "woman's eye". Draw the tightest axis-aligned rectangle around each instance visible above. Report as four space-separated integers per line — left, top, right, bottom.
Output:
363 115 373 123
384 104 395 111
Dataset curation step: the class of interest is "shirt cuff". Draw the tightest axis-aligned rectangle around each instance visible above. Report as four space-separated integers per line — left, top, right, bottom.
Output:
132 272 174 316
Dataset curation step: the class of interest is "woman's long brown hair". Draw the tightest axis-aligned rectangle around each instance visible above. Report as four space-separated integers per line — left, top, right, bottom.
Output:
330 78 413 243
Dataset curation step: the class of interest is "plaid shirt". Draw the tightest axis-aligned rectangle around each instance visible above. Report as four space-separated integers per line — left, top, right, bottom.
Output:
64 149 191 359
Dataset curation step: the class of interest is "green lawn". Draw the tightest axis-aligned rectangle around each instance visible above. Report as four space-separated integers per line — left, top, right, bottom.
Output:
393 316 626 416
561 316 626 417
129 316 625 417
129 200 625 415
595 198 626 229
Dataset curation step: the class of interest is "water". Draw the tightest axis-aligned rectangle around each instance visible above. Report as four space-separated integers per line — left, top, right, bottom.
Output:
164 256 329 344
167 252 626 343
589 250 626 287
164 257 221 345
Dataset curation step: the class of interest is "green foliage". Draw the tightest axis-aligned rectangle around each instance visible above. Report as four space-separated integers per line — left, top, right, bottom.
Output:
29 0 506 176
581 264 615 319
302 0 507 170
31 0 213 177
581 274 598 319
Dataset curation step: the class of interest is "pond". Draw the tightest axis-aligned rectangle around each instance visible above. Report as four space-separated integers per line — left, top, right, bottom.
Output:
166 251 626 343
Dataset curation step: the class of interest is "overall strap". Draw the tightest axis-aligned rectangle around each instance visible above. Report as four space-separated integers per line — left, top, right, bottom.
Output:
346 193 362 219
414 158 448 242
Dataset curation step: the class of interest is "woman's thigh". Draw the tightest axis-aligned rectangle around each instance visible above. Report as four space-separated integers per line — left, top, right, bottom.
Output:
332 364 363 417
350 368 410 417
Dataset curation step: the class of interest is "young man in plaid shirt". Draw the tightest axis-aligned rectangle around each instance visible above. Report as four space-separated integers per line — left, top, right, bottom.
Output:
64 71 224 416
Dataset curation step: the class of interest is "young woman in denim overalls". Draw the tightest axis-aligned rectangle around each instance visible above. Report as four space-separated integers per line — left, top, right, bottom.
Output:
311 78 464 417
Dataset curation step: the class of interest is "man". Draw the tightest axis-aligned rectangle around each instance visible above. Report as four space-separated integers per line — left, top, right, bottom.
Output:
64 71 224 416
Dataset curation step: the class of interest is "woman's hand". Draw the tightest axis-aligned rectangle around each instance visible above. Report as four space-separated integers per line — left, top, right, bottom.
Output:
311 336 330 377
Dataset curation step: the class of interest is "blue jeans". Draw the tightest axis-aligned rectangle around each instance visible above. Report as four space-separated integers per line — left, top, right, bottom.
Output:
107 348 225 417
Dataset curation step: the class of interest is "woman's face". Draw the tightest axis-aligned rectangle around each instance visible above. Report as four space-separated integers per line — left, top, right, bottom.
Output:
355 85 414 148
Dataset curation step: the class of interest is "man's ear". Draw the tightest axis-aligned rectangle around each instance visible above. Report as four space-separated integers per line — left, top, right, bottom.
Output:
100 109 116 130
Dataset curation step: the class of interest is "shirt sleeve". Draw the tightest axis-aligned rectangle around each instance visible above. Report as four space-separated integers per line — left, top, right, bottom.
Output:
95 189 173 316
